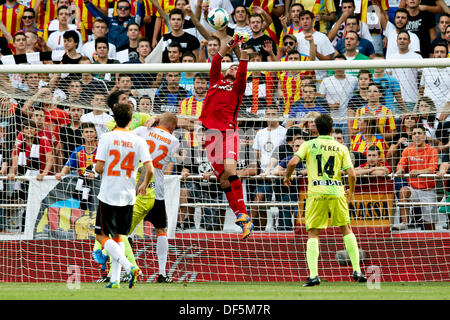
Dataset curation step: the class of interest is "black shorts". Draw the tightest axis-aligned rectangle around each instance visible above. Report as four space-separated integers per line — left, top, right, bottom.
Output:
95 200 134 237
144 199 167 229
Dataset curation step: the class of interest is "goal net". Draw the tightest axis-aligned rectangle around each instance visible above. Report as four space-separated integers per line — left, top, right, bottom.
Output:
0 58 449 283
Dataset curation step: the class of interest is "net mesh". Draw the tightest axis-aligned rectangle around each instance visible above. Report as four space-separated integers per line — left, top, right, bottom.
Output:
0 61 449 283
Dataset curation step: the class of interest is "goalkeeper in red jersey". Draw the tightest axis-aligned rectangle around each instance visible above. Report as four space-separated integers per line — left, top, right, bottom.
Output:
199 34 253 240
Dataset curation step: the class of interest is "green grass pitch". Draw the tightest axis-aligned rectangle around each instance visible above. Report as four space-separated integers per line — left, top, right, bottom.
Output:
0 282 449 300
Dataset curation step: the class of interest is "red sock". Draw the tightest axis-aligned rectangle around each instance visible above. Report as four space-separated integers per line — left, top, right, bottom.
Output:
223 187 240 215
229 176 248 216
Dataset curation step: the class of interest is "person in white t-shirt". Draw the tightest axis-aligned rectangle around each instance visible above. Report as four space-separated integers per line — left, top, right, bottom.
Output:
373 3 420 59
295 10 335 81
80 93 113 138
419 43 450 116
318 54 358 140
251 106 287 231
46 6 83 54
133 112 180 283
388 30 423 110
80 19 117 62
94 103 153 289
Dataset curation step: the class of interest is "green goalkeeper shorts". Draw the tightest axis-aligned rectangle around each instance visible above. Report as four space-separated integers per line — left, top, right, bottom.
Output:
305 194 350 231
129 189 156 234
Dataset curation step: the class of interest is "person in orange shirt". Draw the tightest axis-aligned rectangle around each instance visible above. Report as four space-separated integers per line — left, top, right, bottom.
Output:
394 124 439 231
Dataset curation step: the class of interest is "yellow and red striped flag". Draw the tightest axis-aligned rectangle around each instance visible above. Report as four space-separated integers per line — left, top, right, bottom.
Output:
360 0 389 23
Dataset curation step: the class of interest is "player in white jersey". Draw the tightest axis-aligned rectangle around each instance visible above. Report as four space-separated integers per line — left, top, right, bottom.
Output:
133 112 180 283
94 103 154 289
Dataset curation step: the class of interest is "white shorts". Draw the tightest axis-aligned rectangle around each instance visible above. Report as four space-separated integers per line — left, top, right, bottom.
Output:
405 186 437 223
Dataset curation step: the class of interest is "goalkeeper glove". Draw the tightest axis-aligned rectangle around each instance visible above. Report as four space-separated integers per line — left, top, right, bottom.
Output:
227 34 243 49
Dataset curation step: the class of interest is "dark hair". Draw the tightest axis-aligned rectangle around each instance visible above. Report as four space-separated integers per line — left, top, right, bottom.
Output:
63 30 80 46
342 0 356 6
57 5 69 15
286 49 301 58
193 72 209 82
346 14 360 25
367 145 380 153
107 90 127 109
413 124 426 133
127 22 140 31
432 42 449 55
181 51 196 61
13 31 26 42
23 8 36 18
315 114 333 135
95 36 109 49
345 30 360 41
137 36 151 47
395 8 410 20
249 13 263 22
286 126 304 142
169 8 185 19
334 128 343 135
290 2 304 11
22 119 38 130
397 29 410 40
299 10 314 20
113 103 133 128
168 41 182 51
81 122 97 132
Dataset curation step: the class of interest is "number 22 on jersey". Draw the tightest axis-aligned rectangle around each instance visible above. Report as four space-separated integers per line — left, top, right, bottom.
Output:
146 140 168 169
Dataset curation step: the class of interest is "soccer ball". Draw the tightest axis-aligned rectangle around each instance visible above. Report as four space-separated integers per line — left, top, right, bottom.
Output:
207 8 230 30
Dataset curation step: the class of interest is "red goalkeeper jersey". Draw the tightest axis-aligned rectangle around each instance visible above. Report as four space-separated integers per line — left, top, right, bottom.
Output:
199 53 248 132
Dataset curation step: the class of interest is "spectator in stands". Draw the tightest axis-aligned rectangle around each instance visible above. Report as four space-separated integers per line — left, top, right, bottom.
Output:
91 37 120 89
277 50 314 117
272 135 306 231
59 105 84 166
355 144 392 177
125 37 157 91
430 14 450 54
286 83 328 128
111 74 138 109
179 51 197 94
275 34 298 61
46 6 83 54
153 72 189 114
278 2 304 47
295 10 335 81
348 70 372 126
242 51 277 117
81 19 117 63
61 30 82 64
84 0 144 50
35 122 99 232
318 54 357 141
251 105 287 231
77 57 109 104
12 32 27 56
246 13 277 62
350 115 389 160
373 3 420 59
18 8 43 37
419 43 450 115
352 82 397 143
178 72 208 147
389 30 423 111
231 5 253 39
328 0 373 47
340 31 370 76
116 22 140 63
8 119 53 199
298 0 336 34
167 41 183 63
0 0 26 40
198 36 221 63
80 93 112 138
332 128 347 145
372 53 408 114
415 96 443 147
394 124 439 230
387 113 419 167
161 8 200 63
402 0 437 58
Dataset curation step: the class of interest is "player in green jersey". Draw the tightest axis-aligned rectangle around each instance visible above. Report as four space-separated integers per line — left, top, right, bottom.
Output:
284 114 367 287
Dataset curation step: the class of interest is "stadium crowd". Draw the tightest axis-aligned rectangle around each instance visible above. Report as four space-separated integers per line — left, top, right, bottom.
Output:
0 0 449 234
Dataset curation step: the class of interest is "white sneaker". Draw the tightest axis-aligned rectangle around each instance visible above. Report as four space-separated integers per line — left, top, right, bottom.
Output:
392 223 408 231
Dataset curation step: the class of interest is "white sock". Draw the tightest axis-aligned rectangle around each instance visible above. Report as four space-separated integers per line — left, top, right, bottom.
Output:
104 238 132 274
157 234 168 276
